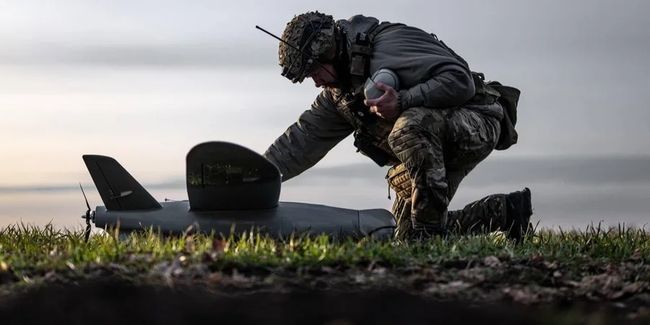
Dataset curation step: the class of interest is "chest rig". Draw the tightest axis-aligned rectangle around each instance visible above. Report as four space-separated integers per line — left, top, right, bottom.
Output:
338 21 381 124
334 20 399 167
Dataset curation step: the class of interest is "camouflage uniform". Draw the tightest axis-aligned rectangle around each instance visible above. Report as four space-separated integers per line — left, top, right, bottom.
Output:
387 104 507 239
265 14 517 239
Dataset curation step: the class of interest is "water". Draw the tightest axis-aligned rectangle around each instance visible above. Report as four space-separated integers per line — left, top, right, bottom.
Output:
1 157 649 231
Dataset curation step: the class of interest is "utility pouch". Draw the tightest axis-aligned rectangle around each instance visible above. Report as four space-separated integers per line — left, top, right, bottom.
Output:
353 131 392 167
347 93 377 125
466 72 521 151
469 72 500 105
433 32 521 151
487 81 520 150
386 163 411 199
349 32 372 77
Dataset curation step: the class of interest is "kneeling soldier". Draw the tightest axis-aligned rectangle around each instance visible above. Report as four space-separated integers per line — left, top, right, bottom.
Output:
262 12 533 241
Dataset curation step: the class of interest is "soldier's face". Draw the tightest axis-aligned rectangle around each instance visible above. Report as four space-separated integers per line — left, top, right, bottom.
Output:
307 63 338 88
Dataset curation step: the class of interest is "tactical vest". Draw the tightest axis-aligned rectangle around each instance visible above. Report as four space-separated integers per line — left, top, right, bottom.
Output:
333 18 402 166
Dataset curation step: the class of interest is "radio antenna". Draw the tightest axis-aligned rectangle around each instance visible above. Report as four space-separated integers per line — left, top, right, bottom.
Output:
255 25 338 82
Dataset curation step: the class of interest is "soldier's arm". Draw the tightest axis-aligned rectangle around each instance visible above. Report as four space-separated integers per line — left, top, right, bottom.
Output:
398 65 475 110
263 90 354 182
371 26 476 110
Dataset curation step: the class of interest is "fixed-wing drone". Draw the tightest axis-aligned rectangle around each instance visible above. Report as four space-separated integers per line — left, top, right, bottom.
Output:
81 142 395 240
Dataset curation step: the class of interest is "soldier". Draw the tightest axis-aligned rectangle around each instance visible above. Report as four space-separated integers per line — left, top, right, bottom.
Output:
263 12 532 241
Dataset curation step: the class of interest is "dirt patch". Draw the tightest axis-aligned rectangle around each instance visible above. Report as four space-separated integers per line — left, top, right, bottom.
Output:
1 257 649 324
0 279 634 325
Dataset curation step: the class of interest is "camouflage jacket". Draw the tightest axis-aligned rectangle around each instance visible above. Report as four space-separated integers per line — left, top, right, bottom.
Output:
264 15 503 181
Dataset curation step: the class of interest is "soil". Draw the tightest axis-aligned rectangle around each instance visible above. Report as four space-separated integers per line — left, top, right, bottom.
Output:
1 258 649 324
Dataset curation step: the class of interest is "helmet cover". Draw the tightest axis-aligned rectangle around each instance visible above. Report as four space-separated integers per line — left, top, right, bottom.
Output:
278 11 336 83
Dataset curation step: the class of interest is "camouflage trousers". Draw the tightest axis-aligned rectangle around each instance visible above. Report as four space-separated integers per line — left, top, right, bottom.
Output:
386 106 508 239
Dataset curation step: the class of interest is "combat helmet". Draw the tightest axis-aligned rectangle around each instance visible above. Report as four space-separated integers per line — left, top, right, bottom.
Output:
278 11 337 83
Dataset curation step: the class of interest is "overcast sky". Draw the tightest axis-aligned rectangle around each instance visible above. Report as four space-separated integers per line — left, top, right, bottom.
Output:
1 0 649 182
1 0 650 228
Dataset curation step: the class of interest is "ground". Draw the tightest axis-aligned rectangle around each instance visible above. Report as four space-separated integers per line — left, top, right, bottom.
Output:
0 225 649 324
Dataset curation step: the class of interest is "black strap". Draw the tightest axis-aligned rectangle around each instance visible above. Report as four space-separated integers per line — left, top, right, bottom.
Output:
431 33 471 71
348 22 398 93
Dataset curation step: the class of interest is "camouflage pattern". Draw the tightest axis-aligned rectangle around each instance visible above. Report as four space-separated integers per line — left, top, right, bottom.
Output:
279 11 336 83
447 194 508 233
331 90 401 165
387 104 503 239
265 15 494 181
264 15 517 239
392 192 509 239
386 163 410 198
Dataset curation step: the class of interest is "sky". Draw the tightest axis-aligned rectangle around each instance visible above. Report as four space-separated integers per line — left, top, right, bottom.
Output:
1 0 649 228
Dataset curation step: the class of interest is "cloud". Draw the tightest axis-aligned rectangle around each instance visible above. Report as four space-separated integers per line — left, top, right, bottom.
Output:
0 42 276 67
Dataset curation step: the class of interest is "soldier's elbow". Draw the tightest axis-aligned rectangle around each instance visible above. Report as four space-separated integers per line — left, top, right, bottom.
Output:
436 69 475 107
455 70 476 103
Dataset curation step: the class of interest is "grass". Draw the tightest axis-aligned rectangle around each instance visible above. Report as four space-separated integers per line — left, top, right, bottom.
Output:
0 223 648 277
1 223 649 323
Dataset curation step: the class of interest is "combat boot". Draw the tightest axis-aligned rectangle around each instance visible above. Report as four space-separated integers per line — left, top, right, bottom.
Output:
407 222 447 242
505 187 533 242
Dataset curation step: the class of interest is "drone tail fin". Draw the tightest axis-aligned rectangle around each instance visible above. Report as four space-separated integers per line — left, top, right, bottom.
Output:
82 155 161 211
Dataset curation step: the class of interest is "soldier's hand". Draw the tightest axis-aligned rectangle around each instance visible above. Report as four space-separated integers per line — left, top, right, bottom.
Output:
364 82 400 120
